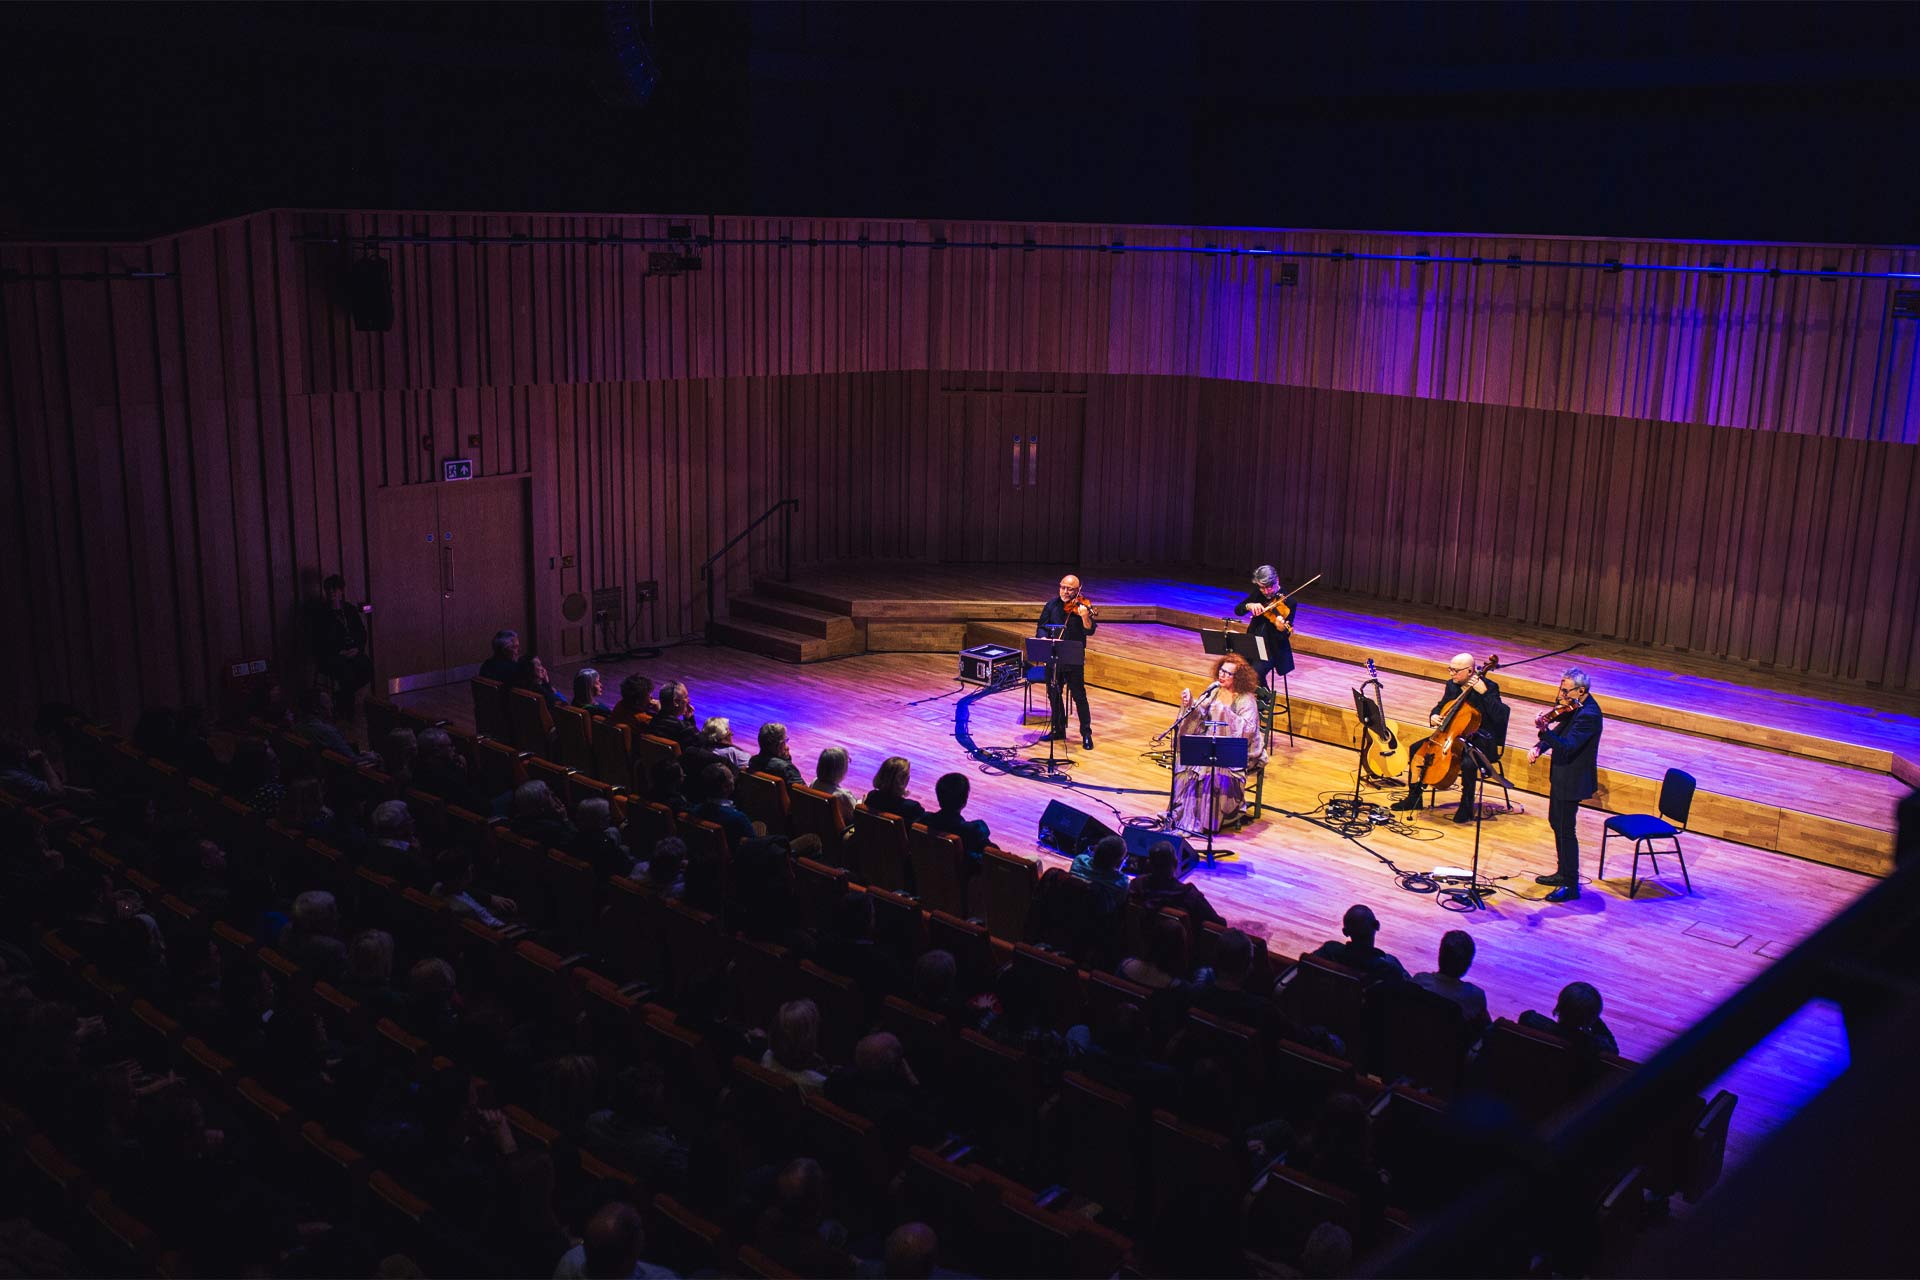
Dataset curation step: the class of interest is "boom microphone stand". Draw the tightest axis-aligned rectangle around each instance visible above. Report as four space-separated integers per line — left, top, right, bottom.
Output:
1442 742 1500 909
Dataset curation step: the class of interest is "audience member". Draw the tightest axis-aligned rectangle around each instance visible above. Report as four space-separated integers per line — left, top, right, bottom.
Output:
296 690 356 756
761 999 830 1094
924 772 991 860
572 666 610 714
571 797 633 879
696 718 753 773
746 722 807 787
524 655 567 708
432 848 518 927
0 733 93 803
585 1063 690 1196
342 928 403 1017
644 837 687 899
367 799 420 874
753 1157 852 1279
825 1032 941 1159
1312 904 1410 982
645 682 699 748
281 889 348 982
415 728 490 813
479 629 524 684
811 746 856 825
377 728 419 787
611 674 658 727
1070 833 1128 890
1120 912 1190 991
228 736 286 814
511 780 576 848
1189 928 1273 1028
1412 929 1491 1028
1127 840 1225 925
865 756 927 828
818 890 909 1012
311 573 374 721
648 759 691 814
1521 980 1619 1056
861 1222 945 1280
551 1201 678 1280
692 764 757 851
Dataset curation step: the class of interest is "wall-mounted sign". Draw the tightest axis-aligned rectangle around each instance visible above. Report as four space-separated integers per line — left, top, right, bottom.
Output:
443 458 474 482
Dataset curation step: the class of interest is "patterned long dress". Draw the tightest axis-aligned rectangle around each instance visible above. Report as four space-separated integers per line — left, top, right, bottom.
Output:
1172 690 1267 833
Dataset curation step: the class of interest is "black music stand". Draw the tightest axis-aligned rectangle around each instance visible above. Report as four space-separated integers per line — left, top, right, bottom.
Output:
1442 741 1501 910
1350 687 1393 812
1025 635 1082 778
1178 732 1248 865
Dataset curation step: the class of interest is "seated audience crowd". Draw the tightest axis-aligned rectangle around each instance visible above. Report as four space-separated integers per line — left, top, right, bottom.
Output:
0 638 1650 1280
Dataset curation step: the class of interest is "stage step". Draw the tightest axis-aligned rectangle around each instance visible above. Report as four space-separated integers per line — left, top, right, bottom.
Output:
710 617 865 665
728 593 859 642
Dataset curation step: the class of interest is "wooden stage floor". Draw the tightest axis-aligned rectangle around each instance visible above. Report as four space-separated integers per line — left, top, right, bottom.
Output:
398 641 1874 1166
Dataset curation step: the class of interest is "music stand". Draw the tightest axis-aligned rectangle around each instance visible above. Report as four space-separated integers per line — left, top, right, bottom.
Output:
1350 687 1394 811
1178 732 1248 865
1025 635 1082 778
1442 741 1501 909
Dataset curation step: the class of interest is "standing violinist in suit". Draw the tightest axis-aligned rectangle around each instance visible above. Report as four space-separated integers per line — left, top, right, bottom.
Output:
1235 565 1296 684
1037 574 1097 749
1529 668 1603 902
1394 653 1508 822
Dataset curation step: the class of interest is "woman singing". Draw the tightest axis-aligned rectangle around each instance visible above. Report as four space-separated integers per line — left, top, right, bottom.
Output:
1173 656 1267 833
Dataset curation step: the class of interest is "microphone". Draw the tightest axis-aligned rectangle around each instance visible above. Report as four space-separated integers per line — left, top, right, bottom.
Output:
1197 680 1220 699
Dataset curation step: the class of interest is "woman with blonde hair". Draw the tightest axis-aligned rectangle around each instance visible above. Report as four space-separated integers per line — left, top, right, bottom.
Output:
761 998 829 1094
864 755 927 828
1172 655 1267 833
812 746 855 825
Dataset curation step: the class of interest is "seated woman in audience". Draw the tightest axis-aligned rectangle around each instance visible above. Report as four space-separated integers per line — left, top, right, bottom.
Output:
864 755 927 828
1127 840 1226 925
760 998 830 1094
642 837 687 900
278 774 349 843
523 655 567 708
611 673 658 727
571 666 611 714
341 928 404 1017
695 717 753 774
431 848 518 928
570 796 632 879
811 746 856 825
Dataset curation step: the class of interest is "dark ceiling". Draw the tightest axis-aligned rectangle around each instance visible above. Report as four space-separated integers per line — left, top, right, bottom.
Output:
3 1 1917 244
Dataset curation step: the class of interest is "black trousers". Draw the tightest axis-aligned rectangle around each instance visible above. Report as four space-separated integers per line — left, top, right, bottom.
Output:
1549 789 1582 881
1048 666 1091 733
321 654 374 711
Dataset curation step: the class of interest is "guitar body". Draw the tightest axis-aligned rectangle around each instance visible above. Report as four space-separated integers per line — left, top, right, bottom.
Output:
1362 726 1408 781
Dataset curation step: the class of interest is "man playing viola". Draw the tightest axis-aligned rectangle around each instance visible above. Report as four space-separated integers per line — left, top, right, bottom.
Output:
1235 565 1297 685
1036 574 1098 749
1529 668 1603 903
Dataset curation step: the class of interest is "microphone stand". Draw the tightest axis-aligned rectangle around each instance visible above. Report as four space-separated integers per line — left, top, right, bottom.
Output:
1151 701 1196 832
1443 741 1499 910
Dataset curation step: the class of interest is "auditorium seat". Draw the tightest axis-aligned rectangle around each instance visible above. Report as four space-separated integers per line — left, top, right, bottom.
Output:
1012 942 1086 1029
980 846 1039 942
737 771 792 836
604 875 666 985
660 899 726 996
508 688 556 754
731 935 798 1031
1086 970 1154 1042
648 1194 734 1277
879 997 956 1090
1148 1109 1243 1224
795 960 864 1060
927 911 994 988
800 1092 889 1199
792 856 849 929
545 848 600 940
477 737 530 799
470 677 513 742
1245 1162 1359 1259
1374 979 1474 1096
1061 1070 1143 1222
591 717 635 788
909 824 972 918
525 755 574 804
633 733 682 776
1275 953 1368 1055
953 1030 1039 1165
788 784 848 856
1471 1018 1578 1127
869 886 929 965
629 800 678 857
552 703 596 773
735 1244 803 1280
1267 1038 1360 1123
1183 1008 1264 1090
850 805 911 892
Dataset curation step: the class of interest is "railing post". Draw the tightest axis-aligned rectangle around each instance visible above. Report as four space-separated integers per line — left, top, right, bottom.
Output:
704 572 716 647
783 500 793 582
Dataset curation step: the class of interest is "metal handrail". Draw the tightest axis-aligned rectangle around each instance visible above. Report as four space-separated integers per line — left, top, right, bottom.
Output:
699 498 798 645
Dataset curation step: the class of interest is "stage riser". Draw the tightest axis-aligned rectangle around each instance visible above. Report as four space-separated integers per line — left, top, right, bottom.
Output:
964 620 1896 875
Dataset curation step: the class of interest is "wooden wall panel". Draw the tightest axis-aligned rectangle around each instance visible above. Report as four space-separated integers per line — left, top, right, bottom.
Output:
1195 378 1920 691
4 205 1919 727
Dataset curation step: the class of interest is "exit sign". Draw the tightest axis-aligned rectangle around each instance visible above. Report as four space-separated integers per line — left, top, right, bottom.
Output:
443 458 474 482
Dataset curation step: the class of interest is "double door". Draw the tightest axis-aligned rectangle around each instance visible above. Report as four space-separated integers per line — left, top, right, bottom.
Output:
369 478 532 693
952 391 1085 561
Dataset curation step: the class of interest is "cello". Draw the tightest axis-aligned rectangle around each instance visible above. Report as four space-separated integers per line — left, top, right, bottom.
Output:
1406 655 1500 790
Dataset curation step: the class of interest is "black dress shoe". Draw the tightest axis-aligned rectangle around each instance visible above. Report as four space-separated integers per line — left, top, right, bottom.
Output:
1081 731 1094 750
1535 873 1572 886
1390 790 1424 812
1546 885 1581 903
1452 806 1475 823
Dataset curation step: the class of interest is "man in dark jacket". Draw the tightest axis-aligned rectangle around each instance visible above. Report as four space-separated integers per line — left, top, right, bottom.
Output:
1393 651 1509 821
923 773 991 861
311 574 373 721
1529 668 1604 902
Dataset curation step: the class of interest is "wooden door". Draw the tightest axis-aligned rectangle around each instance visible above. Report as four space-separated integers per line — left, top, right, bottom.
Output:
368 485 446 693
954 393 1085 562
439 478 533 677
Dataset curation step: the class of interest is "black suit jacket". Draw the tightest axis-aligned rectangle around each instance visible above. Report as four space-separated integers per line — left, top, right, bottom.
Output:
1538 694 1603 802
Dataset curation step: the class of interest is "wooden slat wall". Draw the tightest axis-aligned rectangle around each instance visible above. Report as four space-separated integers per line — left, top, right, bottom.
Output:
1194 379 1920 690
3 206 1918 726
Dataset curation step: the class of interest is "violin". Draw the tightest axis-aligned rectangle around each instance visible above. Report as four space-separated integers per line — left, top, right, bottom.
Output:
1535 690 1579 734
1241 572 1321 634
1063 592 1097 623
1407 655 1501 788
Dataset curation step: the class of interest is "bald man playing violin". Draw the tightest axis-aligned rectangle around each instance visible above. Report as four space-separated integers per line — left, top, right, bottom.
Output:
1036 574 1098 749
